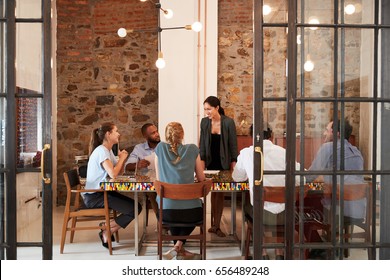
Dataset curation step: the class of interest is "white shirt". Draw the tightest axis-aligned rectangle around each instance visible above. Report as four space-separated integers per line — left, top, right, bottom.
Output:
232 140 301 214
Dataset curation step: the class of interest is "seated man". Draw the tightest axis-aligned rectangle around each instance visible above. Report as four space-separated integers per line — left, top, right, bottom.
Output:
232 123 301 260
125 123 160 217
305 119 365 259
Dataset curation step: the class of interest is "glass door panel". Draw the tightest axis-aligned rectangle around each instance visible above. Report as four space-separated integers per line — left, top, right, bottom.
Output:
263 0 288 24
16 23 43 95
340 0 375 25
338 29 374 98
16 0 42 18
298 0 335 25
297 28 335 98
255 0 389 260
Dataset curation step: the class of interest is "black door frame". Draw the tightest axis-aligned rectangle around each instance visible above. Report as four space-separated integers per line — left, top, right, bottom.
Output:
1 0 52 260
252 0 390 260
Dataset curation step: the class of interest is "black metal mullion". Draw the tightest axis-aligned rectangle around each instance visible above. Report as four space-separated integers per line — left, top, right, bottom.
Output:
329 0 339 260
370 0 380 261
285 0 298 260
41 0 52 260
252 0 265 261
5 0 17 260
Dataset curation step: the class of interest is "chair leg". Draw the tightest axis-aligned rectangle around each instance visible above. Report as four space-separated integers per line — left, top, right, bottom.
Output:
60 215 70 254
201 227 206 260
158 226 162 260
113 211 119 242
245 221 252 260
70 217 77 243
344 225 350 258
105 216 113 255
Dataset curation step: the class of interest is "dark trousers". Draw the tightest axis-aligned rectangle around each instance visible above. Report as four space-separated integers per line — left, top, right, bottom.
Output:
160 207 203 245
83 191 142 229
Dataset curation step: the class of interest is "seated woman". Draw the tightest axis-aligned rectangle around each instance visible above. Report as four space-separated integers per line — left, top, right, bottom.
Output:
83 122 142 248
155 122 206 260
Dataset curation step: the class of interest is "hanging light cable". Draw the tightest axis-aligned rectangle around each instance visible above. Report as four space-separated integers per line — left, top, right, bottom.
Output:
117 0 202 69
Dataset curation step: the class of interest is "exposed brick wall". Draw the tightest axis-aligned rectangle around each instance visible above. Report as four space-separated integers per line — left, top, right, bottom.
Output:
56 0 158 205
217 0 361 139
56 0 363 204
218 0 253 136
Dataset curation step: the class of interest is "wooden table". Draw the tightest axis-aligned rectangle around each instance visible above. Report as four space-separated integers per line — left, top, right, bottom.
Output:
100 170 249 256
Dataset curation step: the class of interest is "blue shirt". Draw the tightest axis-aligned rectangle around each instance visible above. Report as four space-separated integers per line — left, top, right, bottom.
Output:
307 139 365 219
155 142 201 210
125 141 156 173
85 145 117 192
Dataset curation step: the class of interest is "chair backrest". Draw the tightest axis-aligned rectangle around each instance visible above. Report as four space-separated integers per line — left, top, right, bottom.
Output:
154 180 212 200
64 169 81 191
263 186 304 203
323 183 370 201
78 164 88 178
263 186 286 203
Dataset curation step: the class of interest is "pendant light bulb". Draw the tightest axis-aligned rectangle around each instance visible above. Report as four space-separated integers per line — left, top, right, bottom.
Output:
117 28 127 38
304 55 314 72
156 52 166 69
263 5 271 16
345 4 356 15
164 9 174 19
191 21 202 32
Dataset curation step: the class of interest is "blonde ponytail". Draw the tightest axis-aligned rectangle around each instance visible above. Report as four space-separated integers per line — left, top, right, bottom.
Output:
165 122 184 164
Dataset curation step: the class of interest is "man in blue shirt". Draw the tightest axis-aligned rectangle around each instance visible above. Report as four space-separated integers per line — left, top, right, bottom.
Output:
125 123 160 172
125 123 160 217
305 119 365 259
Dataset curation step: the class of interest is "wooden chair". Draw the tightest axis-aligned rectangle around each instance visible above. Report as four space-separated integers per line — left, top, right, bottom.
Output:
154 180 212 260
245 186 303 259
60 169 118 255
322 183 373 259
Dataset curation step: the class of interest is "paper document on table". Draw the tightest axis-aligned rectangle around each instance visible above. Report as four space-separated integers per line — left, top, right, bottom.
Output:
144 153 156 170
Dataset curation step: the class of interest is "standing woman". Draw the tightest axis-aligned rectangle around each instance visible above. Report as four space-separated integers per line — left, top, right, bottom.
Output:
155 122 206 260
199 96 238 237
83 122 142 248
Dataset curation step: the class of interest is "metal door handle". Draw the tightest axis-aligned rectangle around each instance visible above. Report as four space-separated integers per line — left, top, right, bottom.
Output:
254 146 264 185
41 144 51 184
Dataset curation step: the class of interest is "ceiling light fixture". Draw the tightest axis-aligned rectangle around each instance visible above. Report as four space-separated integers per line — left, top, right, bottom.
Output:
308 17 320 30
263 5 271 16
117 0 202 69
345 4 356 15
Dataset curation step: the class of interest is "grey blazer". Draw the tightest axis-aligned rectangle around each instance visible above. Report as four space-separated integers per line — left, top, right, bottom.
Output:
199 115 238 170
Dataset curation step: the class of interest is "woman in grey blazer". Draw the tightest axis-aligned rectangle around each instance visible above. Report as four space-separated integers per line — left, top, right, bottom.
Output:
199 96 238 237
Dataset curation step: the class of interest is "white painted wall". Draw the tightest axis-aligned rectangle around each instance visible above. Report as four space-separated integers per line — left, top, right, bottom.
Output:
159 0 217 145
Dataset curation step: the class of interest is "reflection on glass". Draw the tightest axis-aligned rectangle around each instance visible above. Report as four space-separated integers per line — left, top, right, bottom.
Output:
264 28 287 98
380 29 390 99
16 98 42 168
1 22 5 93
0 1 4 18
338 29 374 98
16 0 42 19
297 28 334 97
0 98 5 167
16 172 43 242
263 0 288 24
298 0 334 24
16 23 43 95
297 102 332 169
341 1 374 25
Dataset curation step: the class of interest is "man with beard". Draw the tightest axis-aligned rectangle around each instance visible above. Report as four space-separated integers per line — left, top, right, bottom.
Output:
126 123 161 173
126 123 161 217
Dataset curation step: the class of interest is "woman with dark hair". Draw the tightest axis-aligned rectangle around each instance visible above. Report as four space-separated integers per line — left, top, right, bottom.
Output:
155 122 206 260
84 122 142 248
199 96 238 237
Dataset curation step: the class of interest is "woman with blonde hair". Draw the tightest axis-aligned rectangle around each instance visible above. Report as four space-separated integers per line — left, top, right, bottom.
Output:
84 122 142 249
155 122 206 260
